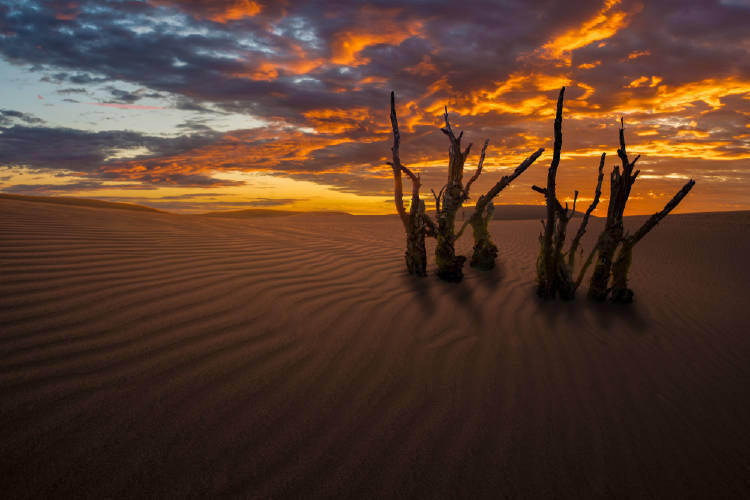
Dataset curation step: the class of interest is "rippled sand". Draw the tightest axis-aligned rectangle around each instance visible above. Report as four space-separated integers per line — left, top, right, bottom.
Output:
2 197 749 498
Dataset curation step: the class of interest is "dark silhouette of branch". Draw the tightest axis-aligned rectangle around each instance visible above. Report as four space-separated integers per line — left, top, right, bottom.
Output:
458 148 543 252
463 139 489 200
388 91 432 276
483 148 544 205
568 152 605 269
388 91 409 230
629 179 696 245
537 86 565 298
610 179 696 302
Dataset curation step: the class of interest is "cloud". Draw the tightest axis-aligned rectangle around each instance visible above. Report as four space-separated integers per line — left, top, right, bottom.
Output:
242 197 306 207
89 103 166 110
0 125 229 186
0 0 748 212
1 181 151 194
0 109 44 126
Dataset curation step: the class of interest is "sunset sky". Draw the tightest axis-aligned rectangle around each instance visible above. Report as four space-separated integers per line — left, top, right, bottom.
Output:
0 0 748 214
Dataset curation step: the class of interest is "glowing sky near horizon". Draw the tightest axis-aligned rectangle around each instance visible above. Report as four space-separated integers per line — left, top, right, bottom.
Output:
0 0 749 214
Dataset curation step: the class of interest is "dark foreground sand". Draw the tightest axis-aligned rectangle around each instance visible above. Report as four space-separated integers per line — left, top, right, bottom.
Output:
1 197 749 499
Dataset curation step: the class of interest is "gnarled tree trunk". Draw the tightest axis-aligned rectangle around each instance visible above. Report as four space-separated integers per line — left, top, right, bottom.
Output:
388 92 435 276
587 119 695 302
468 201 496 269
610 179 695 302
537 87 565 298
588 119 641 300
463 147 544 270
432 108 475 281
533 87 605 300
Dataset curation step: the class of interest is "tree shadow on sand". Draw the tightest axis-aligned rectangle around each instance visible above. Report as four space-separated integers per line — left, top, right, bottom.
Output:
533 288 648 333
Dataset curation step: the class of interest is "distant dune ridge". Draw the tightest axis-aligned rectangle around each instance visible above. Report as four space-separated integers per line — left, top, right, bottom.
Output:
1 196 750 498
0 193 561 220
0 193 164 213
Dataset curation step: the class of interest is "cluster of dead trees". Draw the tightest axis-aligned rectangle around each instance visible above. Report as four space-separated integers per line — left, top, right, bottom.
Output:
388 87 695 303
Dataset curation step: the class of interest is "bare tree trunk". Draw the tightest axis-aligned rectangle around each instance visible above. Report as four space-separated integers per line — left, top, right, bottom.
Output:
537 87 565 299
468 201 497 269
568 153 605 270
610 179 695 302
530 87 613 300
555 192 578 300
461 147 544 270
405 196 428 275
433 107 475 281
388 91 434 276
587 212 622 300
588 119 641 301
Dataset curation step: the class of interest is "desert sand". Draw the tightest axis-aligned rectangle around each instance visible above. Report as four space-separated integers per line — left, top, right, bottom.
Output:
1 196 749 498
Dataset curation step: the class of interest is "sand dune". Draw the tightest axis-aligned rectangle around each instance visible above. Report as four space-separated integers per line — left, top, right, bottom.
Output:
0 193 164 213
1 197 749 498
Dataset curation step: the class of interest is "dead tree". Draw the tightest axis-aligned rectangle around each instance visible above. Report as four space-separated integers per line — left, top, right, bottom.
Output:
388 91 436 276
533 87 604 300
569 154 605 272
609 179 695 302
587 119 695 302
587 118 641 300
429 107 482 281
457 145 544 270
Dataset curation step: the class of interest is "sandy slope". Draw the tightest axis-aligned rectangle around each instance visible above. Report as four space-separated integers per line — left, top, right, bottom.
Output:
1 197 749 499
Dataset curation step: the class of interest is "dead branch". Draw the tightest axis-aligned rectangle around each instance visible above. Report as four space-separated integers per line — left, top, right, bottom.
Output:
388 91 431 276
460 148 543 269
463 139 489 200
537 86 565 298
630 179 696 245
568 152 605 269
609 179 696 303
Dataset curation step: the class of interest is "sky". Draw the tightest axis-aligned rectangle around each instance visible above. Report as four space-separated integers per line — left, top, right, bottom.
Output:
0 0 749 214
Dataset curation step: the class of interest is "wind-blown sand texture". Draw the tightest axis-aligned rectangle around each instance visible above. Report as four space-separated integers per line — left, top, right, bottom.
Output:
2 197 749 499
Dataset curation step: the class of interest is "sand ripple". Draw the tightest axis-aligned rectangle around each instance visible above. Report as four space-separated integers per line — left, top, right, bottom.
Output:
2 199 750 498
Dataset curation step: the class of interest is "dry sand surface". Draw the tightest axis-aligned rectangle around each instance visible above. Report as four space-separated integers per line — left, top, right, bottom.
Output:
1 197 749 498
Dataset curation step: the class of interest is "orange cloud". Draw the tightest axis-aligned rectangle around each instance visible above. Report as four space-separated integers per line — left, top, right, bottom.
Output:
209 0 261 22
563 137 750 161
329 8 424 66
149 0 261 23
405 55 438 76
627 75 662 88
424 72 573 117
103 128 376 185
303 107 384 134
626 49 650 60
539 0 642 65
234 44 326 80
621 77 750 113
577 61 602 69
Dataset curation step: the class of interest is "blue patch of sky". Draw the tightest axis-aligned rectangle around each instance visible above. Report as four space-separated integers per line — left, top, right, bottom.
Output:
0 58 265 137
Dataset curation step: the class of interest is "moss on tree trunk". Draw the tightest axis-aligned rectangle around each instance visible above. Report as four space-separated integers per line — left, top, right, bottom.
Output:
405 198 428 276
587 224 622 301
388 91 435 277
609 240 634 303
469 203 497 270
